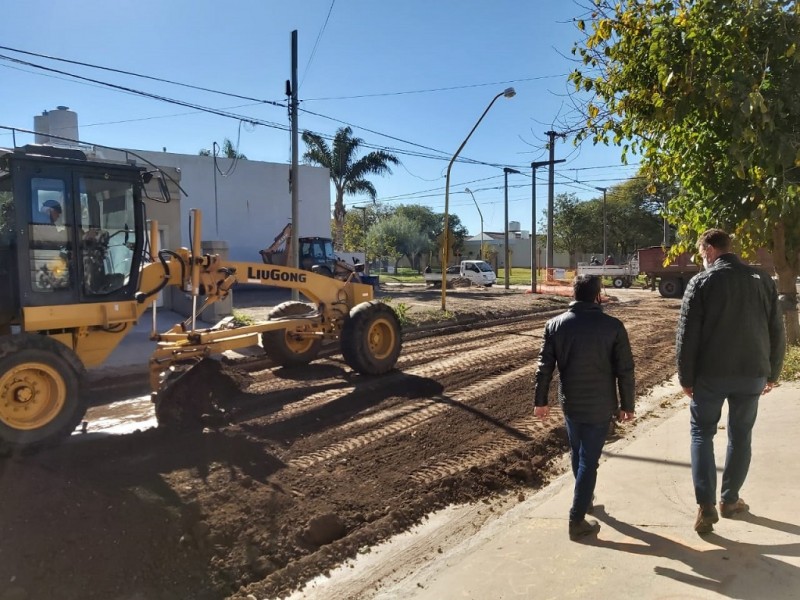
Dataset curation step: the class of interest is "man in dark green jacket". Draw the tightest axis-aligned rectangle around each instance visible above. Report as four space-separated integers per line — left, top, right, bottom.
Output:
677 229 785 534
534 275 635 541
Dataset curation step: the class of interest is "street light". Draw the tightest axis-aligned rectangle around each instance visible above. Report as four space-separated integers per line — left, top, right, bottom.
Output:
596 187 607 266
441 87 515 311
503 167 521 289
464 188 483 259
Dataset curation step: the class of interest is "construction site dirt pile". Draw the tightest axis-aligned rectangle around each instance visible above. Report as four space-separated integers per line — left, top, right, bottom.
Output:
0 288 681 600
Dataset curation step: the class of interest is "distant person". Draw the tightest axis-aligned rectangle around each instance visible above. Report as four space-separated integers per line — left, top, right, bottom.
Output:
590 256 601 266
604 255 615 265
534 275 635 541
677 229 785 534
424 265 432 274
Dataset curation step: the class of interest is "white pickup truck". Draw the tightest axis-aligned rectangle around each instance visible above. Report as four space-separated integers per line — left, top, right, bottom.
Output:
576 258 640 289
424 260 497 287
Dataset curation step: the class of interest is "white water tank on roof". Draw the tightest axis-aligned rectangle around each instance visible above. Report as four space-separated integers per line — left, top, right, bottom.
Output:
508 221 521 232
33 106 79 145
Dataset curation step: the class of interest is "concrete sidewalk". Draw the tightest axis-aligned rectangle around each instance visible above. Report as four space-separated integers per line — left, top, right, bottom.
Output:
309 382 800 599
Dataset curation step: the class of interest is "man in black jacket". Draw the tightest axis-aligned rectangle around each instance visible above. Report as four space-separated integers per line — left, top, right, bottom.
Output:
534 275 635 540
677 229 785 534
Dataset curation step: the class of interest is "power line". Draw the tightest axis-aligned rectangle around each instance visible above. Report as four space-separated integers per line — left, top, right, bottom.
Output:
300 0 337 89
0 53 290 131
0 44 284 106
302 74 565 101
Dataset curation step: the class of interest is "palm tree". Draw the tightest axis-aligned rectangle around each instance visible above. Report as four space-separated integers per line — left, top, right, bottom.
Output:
198 138 247 159
302 126 399 250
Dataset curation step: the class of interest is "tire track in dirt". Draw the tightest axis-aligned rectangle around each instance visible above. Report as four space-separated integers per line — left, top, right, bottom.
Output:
288 363 546 470
238 321 541 432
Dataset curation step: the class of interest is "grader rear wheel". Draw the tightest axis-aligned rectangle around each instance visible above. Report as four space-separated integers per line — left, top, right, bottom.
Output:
0 335 84 449
341 301 402 375
262 301 323 367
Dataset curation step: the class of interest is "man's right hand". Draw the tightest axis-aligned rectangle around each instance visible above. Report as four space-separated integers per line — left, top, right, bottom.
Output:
534 405 550 420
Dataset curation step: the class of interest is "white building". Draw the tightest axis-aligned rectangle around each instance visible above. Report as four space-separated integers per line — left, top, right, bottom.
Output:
129 150 330 263
33 107 332 264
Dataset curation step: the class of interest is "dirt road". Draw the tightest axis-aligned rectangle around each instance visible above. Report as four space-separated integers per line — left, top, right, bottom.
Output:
0 288 681 600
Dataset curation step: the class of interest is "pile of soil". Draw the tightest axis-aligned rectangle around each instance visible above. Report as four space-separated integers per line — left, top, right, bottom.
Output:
0 288 681 600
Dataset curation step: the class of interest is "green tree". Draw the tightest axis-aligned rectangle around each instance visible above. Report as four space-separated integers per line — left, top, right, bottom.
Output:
604 177 673 256
571 0 800 342
302 127 399 251
393 204 468 269
198 138 247 159
549 193 594 266
367 214 431 272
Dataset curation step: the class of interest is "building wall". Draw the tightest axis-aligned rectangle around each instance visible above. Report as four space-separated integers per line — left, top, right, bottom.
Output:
461 236 571 269
133 151 331 263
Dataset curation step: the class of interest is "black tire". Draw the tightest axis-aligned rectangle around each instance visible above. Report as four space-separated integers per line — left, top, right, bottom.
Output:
0 334 85 449
261 301 323 367
658 277 682 298
623 278 632 288
612 277 625 289
341 301 402 375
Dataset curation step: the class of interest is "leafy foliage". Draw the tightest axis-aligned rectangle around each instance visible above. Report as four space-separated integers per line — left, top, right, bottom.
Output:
570 0 800 341
302 127 399 250
198 138 247 159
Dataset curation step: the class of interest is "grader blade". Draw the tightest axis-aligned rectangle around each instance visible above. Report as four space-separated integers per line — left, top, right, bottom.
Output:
152 358 237 429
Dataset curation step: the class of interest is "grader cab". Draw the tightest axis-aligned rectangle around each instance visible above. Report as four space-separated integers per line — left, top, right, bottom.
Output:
0 145 401 450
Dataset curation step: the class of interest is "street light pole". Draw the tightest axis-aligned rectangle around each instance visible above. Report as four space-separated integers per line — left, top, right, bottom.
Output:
596 187 607 265
464 188 483 259
531 159 564 293
503 167 521 289
441 87 515 311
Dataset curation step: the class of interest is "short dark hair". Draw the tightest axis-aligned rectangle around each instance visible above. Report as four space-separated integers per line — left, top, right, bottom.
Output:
573 275 601 302
697 228 731 252
43 199 62 213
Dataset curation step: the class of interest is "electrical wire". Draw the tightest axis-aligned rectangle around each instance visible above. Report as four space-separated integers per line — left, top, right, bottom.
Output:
0 44 284 106
300 0 336 90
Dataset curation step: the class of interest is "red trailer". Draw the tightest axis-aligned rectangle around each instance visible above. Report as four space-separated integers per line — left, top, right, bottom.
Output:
637 246 774 298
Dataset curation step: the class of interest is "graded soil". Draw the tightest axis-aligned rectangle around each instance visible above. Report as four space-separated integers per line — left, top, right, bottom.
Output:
0 286 682 600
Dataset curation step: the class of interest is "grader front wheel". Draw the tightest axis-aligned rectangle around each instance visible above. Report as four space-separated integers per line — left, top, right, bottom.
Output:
0 335 84 449
341 301 402 375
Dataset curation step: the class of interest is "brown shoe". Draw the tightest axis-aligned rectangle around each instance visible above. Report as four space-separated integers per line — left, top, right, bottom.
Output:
569 518 600 541
694 504 719 533
720 498 749 518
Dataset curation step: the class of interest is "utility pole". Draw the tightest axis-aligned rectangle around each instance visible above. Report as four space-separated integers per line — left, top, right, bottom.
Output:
290 30 300 301
531 158 564 293
544 130 564 276
503 167 521 289
596 187 607 266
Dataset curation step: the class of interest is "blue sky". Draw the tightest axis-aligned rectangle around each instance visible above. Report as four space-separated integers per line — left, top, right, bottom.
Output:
1 0 639 237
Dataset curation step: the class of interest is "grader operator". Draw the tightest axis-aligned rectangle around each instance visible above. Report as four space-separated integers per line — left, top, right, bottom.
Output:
0 144 401 450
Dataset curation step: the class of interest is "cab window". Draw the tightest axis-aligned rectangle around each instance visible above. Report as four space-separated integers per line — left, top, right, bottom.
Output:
29 178 72 292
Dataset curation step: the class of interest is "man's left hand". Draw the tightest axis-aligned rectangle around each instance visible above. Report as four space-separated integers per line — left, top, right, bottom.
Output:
617 410 634 422
534 405 550 420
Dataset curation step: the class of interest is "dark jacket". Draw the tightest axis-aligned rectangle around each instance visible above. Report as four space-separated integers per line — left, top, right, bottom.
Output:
676 253 785 386
534 301 635 424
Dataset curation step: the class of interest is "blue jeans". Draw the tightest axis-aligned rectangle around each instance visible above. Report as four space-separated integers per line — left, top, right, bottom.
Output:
564 414 610 522
690 375 764 505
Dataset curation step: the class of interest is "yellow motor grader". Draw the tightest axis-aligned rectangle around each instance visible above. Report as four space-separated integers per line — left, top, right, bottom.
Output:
0 144 401 449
